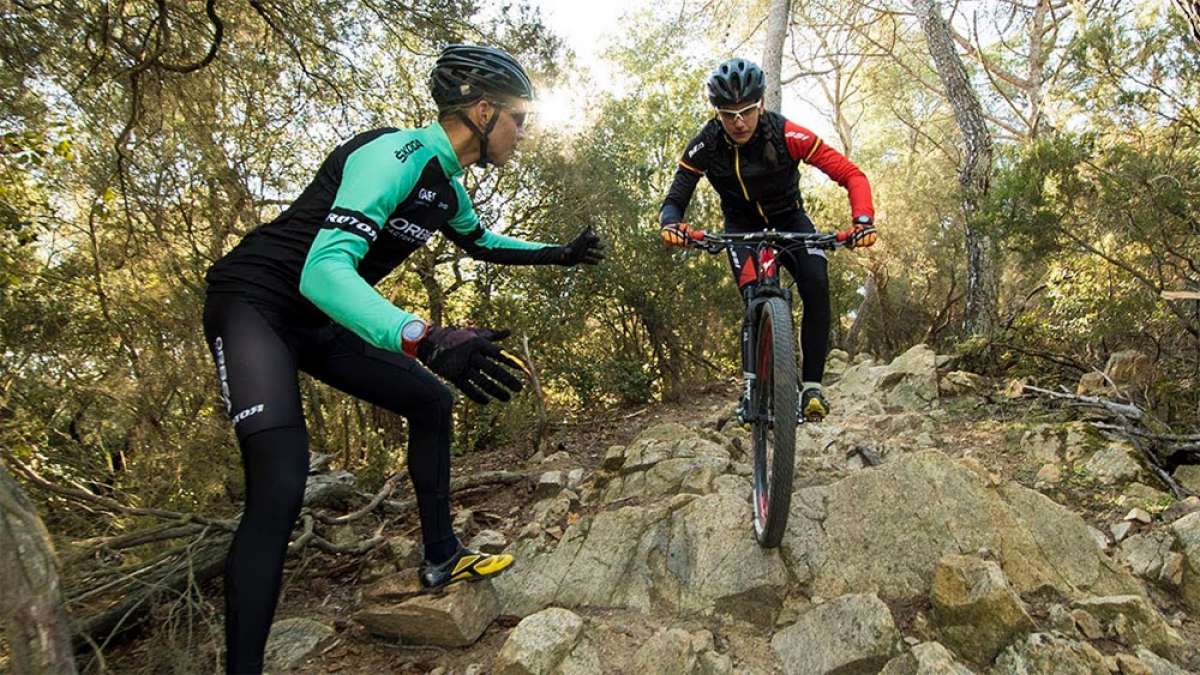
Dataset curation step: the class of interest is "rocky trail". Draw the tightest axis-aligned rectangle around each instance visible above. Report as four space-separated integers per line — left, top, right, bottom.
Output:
117 347 1200 674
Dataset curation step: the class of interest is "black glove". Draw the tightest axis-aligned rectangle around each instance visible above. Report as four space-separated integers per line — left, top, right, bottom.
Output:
555 226 605 266
416 326 526 404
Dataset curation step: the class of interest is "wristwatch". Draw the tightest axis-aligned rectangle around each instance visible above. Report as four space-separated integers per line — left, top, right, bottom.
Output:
400 318 429 358
854 214 873 226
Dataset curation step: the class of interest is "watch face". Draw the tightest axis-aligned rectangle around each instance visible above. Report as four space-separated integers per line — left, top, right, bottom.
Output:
855 215 872 225
402 320 427 341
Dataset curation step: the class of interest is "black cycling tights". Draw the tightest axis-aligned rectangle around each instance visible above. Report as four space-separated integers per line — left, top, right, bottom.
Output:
203 293 457 674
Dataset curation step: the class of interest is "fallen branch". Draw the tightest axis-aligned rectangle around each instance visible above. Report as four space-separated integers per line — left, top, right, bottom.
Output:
377 470 528 514
1021 384 1144 420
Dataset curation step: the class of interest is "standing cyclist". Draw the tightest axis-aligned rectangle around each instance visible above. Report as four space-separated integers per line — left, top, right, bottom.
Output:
203 44 604 674
658 58 875 422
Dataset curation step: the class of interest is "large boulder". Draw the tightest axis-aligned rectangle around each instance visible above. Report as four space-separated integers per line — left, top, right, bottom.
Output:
770 593 900 675
1168 512 1200 612
929 555 1035 665
594 424 733 503
879 642 975 675
781 451 1141 601
494 493 788 624
356 576 499 647
992 633 1109 674
831 344 939 412
494 607 584 675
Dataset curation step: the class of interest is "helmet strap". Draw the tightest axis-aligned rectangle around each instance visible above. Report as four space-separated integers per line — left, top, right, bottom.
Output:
457 104 502 167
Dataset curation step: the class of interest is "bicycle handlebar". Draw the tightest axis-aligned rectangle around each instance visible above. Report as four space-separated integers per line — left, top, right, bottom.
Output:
689 229 847 255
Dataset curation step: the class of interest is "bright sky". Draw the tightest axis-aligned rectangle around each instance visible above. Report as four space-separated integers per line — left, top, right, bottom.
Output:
530 0 836 139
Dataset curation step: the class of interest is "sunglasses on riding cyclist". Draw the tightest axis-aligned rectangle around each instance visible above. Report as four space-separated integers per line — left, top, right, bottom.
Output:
715 101 762 123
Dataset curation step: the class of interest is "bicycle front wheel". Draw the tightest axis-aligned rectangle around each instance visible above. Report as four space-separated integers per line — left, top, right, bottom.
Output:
750 296 798 548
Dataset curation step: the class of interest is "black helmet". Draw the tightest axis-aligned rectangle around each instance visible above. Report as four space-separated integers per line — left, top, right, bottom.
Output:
706 58 765 106
430 44 535 108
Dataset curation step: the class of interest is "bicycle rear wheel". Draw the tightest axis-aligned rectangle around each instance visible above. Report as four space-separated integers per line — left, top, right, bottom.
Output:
750 296 798 548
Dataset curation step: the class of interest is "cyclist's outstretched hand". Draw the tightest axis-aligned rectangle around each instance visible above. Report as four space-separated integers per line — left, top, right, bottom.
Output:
555 226 605 266
660 223 704 247
416 326 528 404
838 216 877 248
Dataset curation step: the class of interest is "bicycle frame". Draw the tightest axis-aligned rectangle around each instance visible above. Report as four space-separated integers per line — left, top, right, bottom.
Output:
695 230 844 423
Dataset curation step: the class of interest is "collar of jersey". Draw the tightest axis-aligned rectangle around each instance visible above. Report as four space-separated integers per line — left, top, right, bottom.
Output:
425 121 465 178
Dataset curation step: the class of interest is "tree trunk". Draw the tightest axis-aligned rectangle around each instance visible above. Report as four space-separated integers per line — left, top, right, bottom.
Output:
762 0 791 113
0 463 78 674
913 0 998 336
1174 1 1200 44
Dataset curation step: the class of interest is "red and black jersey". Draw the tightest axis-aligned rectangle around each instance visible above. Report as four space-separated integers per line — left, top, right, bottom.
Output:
660 111 873 230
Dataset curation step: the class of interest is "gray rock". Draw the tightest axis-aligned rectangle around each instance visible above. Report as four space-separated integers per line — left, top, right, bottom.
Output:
992 633 1109 674
832 344 939 412
596 423 732 502
494 607 583 675
494 493 788 624
468 529 509 554
263 617 334 671
940 371 986 397
1106 350 1152 391
631 628 702 675
770 593 900 675
1158 553 1184 588
1071 595 1184 656
535 471 567 499
303 471 355 507
930 555 1035 665
1085 444 1145 485
558 638 602 675
1169 512 1200 612
1118 532 1173 580
1071 608 1103 640
1111 521 1135 543
1124 483 1170 508
781 451 1141 601
1021 426 1064 465
1077 371 1112 397
385 536 422 568
1162 496 1200 523
542 451 571 464
1036 463 1062 484
566 468 585 489
1174 465 1200 496
879 642 975 675
1125 508 1153 524
1134 647 1190 675
356 580 499 647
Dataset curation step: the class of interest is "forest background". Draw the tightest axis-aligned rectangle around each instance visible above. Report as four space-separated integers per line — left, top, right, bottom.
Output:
1 0 1198 666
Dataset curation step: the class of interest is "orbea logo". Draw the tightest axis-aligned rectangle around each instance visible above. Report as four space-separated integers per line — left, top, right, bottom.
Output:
326 213 377 241
386 217 435 244
785 130 810 142
394 139 424 163
688 141 705 158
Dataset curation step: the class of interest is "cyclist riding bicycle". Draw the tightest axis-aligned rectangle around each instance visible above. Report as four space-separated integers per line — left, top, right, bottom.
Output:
203 44 604 674
658 57 876 422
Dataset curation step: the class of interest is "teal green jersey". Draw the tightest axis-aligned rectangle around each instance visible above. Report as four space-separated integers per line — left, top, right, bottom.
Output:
206 122 552 352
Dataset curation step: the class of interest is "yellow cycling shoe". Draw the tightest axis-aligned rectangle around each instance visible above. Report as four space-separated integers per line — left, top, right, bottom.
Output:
420 546 514 590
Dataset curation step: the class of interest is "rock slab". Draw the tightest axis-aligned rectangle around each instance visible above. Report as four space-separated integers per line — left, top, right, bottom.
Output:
770 593 899 675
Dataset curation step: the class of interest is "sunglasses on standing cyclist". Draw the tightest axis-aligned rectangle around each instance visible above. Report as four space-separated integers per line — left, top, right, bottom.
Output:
489 99 528 129
715 100 762 124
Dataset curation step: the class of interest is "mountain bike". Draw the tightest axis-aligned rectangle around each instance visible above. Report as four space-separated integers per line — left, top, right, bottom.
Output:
686 228 848 548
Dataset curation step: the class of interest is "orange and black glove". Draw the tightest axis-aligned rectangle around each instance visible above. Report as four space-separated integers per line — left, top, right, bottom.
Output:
660 222 705 247
837 215 877 249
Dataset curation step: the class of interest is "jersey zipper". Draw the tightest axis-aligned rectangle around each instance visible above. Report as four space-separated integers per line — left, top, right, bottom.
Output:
734 145 768 223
